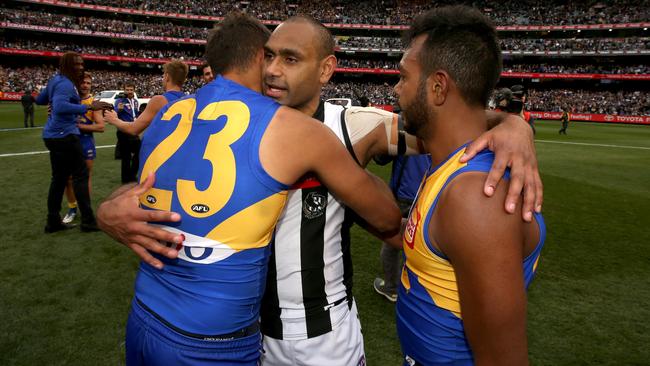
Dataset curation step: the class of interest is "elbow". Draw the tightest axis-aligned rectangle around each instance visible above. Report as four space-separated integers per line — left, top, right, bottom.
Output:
96 126 105 133
375 204 402 236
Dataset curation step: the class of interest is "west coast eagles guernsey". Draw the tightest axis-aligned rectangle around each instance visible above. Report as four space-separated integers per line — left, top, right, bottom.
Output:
134 75 289 335
396 145 546 365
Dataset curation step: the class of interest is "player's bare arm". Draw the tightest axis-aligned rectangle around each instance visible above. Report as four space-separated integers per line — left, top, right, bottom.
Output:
260 106 401 235
77 110 105 133
462 111 543 221
105 95 167 136
433 172 539 365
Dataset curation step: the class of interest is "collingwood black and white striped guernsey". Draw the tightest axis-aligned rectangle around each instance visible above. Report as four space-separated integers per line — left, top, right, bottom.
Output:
261 101 361 340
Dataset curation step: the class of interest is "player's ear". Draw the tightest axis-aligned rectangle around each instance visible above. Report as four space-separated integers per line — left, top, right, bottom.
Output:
428 71 449 106
319 55 337 85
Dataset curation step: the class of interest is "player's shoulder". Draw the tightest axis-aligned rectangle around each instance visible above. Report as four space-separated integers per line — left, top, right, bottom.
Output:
345 106 395 120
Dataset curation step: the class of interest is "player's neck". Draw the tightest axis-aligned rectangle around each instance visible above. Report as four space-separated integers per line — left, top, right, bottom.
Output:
80 93 90 99
425 102 487 166
222 71 262 93
165 83 181 92
296 97 321 117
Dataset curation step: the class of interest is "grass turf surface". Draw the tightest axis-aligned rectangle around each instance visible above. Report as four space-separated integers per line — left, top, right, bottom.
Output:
1 101 649 365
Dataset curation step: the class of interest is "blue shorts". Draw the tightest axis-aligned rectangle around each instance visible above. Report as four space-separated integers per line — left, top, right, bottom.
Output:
80 135 96 160
126 299 262 366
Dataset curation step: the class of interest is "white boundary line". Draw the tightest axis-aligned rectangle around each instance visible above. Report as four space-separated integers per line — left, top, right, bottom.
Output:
0 144 115 158
0 126 44 132
536 139 650 151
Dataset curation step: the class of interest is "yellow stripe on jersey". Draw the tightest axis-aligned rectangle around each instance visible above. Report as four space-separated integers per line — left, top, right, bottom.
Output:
81 96 94 123
402 148 468 319
206 192 287 251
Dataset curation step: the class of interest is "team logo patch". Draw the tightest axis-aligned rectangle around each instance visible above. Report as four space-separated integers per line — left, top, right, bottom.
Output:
145 195 157 204
404 206 421 249
303 191 327 219
191 203 210 213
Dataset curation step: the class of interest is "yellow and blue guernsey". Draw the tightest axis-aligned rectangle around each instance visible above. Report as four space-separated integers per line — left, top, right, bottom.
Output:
396 144 546 366
134 75 289 336
78 96 97 160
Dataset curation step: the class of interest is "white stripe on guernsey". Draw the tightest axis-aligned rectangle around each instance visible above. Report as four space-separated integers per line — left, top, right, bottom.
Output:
0 144 116 158
536 140 650 151
0 126 44 132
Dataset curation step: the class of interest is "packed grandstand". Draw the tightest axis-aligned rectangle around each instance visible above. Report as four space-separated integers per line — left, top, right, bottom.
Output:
1 0 649 121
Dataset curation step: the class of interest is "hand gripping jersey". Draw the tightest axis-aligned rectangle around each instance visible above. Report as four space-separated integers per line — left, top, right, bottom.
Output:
396 146 546 365
134 75 289 335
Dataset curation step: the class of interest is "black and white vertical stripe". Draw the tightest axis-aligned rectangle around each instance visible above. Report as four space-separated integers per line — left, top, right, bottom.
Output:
261 102 357 340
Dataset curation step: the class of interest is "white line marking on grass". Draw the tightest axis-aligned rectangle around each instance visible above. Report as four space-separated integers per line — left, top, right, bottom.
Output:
536 140 650 151
0 144 115 158
0 126 44 132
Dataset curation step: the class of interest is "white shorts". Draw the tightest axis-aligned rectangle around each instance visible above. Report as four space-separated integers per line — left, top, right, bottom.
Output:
261 301 366 366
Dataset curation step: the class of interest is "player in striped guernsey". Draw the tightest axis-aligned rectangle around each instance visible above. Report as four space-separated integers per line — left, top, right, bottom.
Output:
97 15 544 366
260 16 543 366
99 13 401 365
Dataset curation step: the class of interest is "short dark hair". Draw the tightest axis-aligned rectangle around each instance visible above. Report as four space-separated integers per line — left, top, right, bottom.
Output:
59 51 82 87
284 15 335 59
403 5 502 107
124 82 135 89
206 12 271 75
201 62 211 72
163 59 189 86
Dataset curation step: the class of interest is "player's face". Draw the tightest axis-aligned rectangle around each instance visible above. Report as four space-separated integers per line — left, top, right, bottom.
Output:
80 77 91 96
394 36 431 139
74 56 84 79
264 22 324 112
125 86 135 98
202 66 213 83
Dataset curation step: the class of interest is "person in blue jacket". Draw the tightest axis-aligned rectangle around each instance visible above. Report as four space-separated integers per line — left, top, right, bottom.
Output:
36 52 112 233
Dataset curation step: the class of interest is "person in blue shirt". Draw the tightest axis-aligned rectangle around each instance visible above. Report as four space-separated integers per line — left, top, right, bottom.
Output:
373 153 431 302
114 82 141 183
36 51 112 233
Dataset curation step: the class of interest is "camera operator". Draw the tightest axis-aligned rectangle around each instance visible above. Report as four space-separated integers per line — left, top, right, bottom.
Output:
113 84 140 183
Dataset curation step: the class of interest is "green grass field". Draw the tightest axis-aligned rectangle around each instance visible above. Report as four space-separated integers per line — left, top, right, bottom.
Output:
1 101 649 365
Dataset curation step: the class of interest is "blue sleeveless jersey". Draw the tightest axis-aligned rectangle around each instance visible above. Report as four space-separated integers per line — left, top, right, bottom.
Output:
396 145 546 365
163 90 184 104
134 75 289 335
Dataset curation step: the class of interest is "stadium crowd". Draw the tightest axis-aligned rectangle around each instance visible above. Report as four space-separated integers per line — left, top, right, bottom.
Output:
4 8 648 53
1 9 209 40
2 64 648 115
500 37 650 52
0 65 203 96
527 89 650 116
0 39 204 60
3 36 649 76
43 0 650 25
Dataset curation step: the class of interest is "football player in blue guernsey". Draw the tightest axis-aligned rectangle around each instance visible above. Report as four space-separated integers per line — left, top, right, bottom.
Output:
113 12 400 366
393 6 546 366
105 60 189 136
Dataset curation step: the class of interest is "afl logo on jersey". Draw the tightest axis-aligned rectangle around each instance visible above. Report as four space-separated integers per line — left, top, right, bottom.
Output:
145 195 157 204
404 207 420 249
191 204 210 213
303 191 327 219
